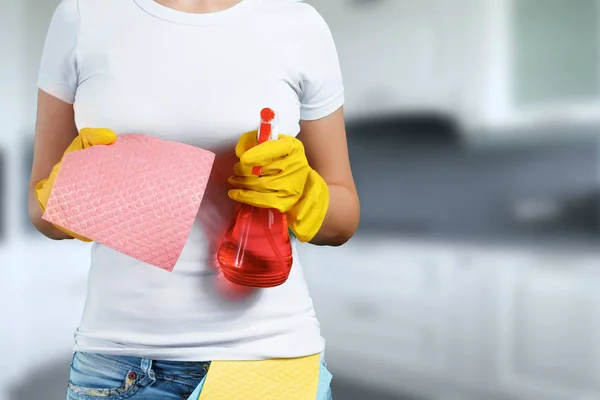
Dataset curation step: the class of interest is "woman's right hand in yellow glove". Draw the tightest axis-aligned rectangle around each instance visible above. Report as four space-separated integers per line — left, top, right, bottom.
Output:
35 127 117 241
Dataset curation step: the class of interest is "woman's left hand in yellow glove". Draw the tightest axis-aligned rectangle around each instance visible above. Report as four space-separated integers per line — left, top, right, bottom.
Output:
228 131 329 242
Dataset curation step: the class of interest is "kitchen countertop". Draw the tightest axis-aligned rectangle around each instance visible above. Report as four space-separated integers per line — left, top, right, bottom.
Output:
336 230 600 257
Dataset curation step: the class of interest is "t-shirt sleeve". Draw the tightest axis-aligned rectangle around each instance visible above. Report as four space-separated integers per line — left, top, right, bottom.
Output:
299 9 345 121
38 0 79 104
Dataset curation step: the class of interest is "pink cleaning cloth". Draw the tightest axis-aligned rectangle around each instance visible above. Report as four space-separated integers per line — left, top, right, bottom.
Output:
42 134 215 271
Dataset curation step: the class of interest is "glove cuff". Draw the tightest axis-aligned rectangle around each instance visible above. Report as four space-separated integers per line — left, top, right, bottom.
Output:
62 228 93 242
287 170 329 243
35 178 50 212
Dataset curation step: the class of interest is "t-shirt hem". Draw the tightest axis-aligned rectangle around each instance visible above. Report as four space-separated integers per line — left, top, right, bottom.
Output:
300 90 344 121
38 71 76 104
72 342 326 362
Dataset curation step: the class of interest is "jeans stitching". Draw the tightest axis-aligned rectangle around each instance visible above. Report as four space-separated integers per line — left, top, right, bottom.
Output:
154 373 205 387
67 373 136 398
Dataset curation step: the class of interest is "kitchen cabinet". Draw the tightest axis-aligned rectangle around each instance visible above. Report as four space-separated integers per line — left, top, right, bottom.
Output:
300 239 449 395
301 239 510 398
310 0 453 120
438 249 507 391
311 0 600 135
301 238 600 400
497 253 600 400
443 0 600 133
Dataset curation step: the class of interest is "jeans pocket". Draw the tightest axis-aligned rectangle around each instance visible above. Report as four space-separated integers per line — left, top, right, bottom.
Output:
67 352 141 399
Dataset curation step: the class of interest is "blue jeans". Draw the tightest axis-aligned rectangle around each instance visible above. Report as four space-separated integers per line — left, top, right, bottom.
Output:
66 351 333 399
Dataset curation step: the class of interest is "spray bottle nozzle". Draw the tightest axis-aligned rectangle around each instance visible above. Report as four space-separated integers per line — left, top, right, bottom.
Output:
254 108 278 176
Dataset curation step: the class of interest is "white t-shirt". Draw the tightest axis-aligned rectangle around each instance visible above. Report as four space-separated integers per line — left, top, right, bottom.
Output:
39 0 344 361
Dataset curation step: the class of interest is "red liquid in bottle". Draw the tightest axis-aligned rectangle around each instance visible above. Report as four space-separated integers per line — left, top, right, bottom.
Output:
217 108 294 288
218 204 293 288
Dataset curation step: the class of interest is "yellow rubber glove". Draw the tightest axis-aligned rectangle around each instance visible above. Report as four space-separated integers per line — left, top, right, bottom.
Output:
35 127 117 242
228 131 329 243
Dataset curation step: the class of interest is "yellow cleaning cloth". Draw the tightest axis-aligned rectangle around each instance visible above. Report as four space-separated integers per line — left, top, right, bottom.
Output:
198 354 321 400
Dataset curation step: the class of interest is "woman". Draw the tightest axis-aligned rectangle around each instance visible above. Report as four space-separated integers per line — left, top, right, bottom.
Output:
29 0 360 398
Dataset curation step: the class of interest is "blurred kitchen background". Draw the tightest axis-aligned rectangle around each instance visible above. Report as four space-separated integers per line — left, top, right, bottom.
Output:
2 0 600 399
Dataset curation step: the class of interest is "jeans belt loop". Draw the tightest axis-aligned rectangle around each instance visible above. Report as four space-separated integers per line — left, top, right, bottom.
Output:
138 358 156 387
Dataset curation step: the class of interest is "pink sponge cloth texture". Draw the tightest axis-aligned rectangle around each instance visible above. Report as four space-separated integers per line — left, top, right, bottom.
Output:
42 134 215 272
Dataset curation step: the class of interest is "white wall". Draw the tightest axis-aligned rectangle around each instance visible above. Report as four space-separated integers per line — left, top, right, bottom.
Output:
0 2 91 399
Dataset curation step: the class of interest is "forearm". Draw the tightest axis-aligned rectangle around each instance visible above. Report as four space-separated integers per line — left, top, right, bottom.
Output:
28 189 73 240
309 184 360 246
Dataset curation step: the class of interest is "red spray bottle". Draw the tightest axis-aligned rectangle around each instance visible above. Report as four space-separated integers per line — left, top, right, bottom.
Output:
217 108 293 288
